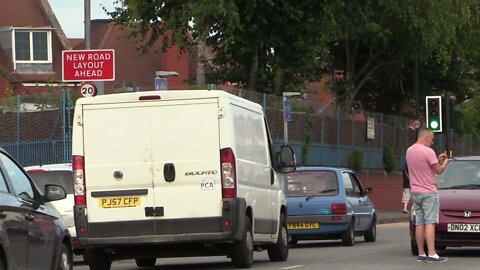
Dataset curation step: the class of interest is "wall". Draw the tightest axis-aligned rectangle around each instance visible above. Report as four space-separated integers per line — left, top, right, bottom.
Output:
359 170 403 211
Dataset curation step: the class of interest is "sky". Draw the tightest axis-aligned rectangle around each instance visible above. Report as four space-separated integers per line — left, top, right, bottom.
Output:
49 0 118 38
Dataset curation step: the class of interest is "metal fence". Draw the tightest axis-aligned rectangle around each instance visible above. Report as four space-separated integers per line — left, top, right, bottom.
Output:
0 89 73 166
1 88 479 169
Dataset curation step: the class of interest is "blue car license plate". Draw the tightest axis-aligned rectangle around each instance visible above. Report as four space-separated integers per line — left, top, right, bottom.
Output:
288 222 319 229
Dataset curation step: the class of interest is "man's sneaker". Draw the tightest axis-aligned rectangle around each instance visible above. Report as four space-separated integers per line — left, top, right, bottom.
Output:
427 256 448 263
417 256 428 262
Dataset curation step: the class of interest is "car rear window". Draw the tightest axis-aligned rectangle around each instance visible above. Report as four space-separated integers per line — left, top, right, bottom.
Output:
437 160 480 189
27 171 74 194
286 170 338 197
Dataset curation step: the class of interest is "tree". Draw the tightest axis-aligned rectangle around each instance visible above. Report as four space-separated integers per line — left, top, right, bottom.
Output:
325 0 476 114
108 0 332 94
108 0 240 87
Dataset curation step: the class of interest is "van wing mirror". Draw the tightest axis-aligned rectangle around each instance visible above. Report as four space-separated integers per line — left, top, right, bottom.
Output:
278 145 296 173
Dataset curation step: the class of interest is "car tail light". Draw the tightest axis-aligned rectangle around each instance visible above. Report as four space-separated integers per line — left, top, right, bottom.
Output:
220 148 237 198
332 203 347 214
73 155 86 205
25 169 45 174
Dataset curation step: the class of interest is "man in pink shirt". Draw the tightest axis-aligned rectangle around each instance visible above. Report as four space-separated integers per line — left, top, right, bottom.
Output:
406 128 449 263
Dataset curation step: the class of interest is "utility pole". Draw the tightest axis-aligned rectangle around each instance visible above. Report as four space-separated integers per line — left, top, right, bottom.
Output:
85 0 104 94
84 0 90 50
414 58 419 140
444 91 451 156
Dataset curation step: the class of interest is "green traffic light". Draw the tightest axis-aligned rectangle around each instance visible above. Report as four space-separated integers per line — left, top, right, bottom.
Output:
429 118 440 130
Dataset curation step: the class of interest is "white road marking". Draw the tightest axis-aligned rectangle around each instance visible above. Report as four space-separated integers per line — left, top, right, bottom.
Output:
281 265 304 269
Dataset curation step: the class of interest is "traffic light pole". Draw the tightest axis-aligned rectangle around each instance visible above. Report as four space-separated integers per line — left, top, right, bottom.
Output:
444 91 451 155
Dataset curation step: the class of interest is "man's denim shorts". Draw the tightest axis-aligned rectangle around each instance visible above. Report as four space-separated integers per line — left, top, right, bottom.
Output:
411 193 439 225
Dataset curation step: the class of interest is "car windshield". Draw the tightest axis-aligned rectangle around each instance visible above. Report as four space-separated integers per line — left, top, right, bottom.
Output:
27 171 74 194
286 170 338 197
437 160 480 189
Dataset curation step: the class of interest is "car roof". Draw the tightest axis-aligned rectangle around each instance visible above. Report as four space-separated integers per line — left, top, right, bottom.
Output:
24 163 72 172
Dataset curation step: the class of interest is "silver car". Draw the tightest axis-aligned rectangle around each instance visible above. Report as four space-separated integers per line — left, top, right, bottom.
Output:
24 163 82 256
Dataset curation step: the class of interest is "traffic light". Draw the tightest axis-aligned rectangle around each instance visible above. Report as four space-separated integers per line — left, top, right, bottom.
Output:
425 96 442 132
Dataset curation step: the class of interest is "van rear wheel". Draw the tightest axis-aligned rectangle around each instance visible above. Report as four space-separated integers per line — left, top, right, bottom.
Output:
85 250 111 270
267 213 288 261
231 216 253 268
135 258 156 267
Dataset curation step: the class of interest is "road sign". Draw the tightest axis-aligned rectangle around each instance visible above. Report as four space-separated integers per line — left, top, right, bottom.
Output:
80 82 97 97
284 100 292 122
62 49 115 82
155 77 168 90
413 120 421 129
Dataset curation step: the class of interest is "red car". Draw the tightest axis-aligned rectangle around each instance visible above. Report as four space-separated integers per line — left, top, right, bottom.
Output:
410 156 480 255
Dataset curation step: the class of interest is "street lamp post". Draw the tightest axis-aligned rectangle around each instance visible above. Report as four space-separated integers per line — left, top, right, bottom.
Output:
282 92 305 145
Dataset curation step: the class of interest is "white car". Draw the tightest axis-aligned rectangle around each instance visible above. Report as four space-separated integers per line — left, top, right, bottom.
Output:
24 163 83 255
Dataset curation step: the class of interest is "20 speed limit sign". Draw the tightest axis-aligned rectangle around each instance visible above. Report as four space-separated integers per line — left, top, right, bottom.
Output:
80 82 97 97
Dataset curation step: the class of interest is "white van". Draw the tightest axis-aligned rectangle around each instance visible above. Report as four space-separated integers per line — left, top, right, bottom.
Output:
72 90 295 269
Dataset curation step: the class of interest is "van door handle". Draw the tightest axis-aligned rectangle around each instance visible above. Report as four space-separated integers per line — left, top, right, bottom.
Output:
164 163 176 183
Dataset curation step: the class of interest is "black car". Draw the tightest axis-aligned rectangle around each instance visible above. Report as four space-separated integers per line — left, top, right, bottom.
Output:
0 148 73 270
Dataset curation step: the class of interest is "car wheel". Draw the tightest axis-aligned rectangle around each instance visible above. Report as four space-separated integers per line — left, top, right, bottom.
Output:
135 258 156 267
231 216 254 268
267 213 289 261
341 221 355 246
57 243 73 270
0 256 5 270
85 250 112 270
410 238 419 256
364 216 377 242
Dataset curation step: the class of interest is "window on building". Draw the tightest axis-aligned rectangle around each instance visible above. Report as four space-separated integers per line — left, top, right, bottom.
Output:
13 30 51 63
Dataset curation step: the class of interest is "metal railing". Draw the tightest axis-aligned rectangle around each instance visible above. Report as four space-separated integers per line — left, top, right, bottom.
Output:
1 88 479 169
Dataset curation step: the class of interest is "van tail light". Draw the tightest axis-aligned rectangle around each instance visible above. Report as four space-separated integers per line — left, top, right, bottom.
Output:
331 203 347 214
73 155 86 205
220 148 237 198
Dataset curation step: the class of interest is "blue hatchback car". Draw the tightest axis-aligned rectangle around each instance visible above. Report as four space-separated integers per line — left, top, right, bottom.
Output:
286 167 376 246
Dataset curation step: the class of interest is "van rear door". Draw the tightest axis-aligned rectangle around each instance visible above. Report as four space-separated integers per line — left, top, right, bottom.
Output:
82 97 222 235
150 99 222 231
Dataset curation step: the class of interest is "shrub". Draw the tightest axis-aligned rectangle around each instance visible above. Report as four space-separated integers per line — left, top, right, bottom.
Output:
383 143 397 173
348 150 364 172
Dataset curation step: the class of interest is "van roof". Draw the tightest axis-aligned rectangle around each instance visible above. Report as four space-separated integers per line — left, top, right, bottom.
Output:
76 90 263 110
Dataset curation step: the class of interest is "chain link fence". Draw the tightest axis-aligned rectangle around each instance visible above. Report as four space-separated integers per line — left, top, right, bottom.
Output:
0 89 74 166
1 88 479 170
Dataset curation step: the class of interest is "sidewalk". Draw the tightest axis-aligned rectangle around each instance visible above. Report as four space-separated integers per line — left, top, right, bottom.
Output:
377 211 410 224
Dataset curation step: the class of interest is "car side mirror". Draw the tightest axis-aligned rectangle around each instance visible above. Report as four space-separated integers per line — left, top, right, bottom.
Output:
278 145 296 173
44 184 67 202
365 187 373 194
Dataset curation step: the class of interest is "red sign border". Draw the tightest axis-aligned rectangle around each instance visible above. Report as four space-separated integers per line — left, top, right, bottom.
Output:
62 49 115 82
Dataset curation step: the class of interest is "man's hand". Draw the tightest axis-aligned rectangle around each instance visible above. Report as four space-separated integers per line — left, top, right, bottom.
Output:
438 152 448 163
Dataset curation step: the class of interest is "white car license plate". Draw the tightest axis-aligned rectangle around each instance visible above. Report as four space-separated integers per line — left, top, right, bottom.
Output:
447 223 480 232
